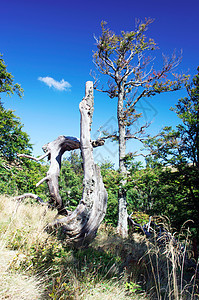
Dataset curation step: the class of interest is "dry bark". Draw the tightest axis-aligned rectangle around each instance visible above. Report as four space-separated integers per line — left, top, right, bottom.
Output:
18 136 80 215
14 193 47 205
17 81 108 246
117 85 128 238
52 81 108 245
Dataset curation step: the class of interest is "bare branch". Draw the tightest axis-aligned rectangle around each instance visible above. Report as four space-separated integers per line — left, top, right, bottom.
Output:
93 54 116 79
17 152 50 162
13 193 47 205
36 176 50 187
131 89 147 107
132 152 151 158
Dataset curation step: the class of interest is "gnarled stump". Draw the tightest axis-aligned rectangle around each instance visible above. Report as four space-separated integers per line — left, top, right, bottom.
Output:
53 81 108 245
18 136 80 214
18 81 108 246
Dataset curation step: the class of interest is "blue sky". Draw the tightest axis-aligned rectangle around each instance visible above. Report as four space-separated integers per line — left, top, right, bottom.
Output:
1 0 199 166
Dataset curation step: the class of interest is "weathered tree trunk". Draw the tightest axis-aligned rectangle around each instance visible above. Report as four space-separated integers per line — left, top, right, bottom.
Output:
53 81 108 245
18 136 80 215
18 81 108 246
42 136 80 214
117 85 128 238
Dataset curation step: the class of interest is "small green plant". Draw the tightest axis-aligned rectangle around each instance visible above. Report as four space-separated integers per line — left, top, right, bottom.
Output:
49 276 79 300
125 281 142 294
130 212 150 226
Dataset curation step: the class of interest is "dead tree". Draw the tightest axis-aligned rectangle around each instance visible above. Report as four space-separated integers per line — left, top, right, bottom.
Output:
17 81 108 246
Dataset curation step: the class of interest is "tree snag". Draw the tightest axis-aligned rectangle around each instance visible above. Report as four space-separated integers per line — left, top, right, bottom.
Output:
93 20 189 238
18 136 80 215
17 81 108 246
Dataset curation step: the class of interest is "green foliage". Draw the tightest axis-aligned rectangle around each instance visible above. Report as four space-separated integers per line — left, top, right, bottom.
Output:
171 66 199 168
0 53 50 200
0 105 32 162
145 67 199 168
67 150 83 176
125 158 157 212
129 212 150 227
0 157 18 195
100 162 120 226
59 157 83 210
125 282 142 294
141 68 199 237
0 55 29 162
124 156 198 236
0 146 48 198
0 53 23 102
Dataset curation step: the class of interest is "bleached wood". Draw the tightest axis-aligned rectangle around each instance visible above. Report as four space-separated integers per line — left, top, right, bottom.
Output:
52 81 108 245
14 193 46 205
17 82 107 246
17 152 50 161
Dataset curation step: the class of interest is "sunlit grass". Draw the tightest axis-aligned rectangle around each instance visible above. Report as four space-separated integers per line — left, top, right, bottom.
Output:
0 196 146 299
0 195 56 299
0 250 42 300
0 195 198 299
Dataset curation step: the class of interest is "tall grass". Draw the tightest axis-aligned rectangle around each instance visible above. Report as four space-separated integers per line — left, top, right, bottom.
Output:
0 196 146 299
92 221 199 299
0 195 56 299
139 218 199 299
0 195 198 299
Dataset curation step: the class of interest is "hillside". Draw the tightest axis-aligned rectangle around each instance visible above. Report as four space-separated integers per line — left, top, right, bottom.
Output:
0 195 147 299
1 195 198 299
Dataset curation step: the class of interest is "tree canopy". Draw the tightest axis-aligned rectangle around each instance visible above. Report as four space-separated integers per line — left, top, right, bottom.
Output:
0 53 23 104
144 67 199 169
93 19 189 237
0 105 32 162
142 68 199 237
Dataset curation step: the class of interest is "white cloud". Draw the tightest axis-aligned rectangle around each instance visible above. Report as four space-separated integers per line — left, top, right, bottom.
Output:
38 76 71 91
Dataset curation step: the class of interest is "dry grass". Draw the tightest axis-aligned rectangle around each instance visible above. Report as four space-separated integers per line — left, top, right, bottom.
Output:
0 195 56 252
0 196 147 299
2 195 197 299
0 195 56 300
92 223 199 300
81 280 145 299
0 249 42 300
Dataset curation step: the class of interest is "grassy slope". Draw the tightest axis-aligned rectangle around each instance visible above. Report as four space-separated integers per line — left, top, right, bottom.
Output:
0 195 56 299
1 195 198 299
0 196 147 300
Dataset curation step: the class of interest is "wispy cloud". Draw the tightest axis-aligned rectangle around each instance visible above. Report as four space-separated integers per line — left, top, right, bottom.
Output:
38 76 71 91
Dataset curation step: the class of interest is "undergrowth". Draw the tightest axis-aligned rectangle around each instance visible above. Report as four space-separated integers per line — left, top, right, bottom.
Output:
0 195 198 299
0 196 145 299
